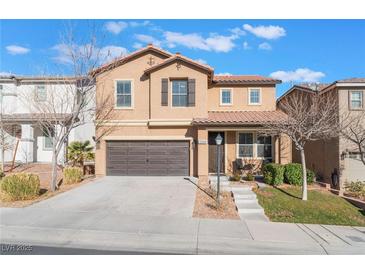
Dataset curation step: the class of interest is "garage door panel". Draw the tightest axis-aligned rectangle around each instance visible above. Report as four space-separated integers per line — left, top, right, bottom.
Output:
106 141 189 176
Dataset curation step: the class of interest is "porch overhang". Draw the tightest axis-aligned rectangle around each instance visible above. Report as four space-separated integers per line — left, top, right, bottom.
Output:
1 113 74 124
192 110 288 126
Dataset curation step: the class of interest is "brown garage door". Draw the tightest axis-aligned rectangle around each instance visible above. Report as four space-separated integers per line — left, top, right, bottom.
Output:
106 141 189 176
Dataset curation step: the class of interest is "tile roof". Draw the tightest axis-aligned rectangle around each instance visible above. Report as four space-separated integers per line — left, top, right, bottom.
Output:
296 83 331 91
91 44 172 76
193 111 287 125
144 53 214 74
2 113 72 123
213 75 281 84
336 77 365 83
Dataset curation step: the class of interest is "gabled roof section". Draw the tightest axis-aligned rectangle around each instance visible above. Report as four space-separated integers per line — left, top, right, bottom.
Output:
276 84 317 103
144 53 214 76
91 44 172 77
213 75 281 85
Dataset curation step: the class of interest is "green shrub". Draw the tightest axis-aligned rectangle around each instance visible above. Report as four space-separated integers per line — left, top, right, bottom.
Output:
229 173 241 182
63 167 83 185
262 163 284 186
284 163 315 185
245 172 255 181
0 173 40 201
0 170 5 180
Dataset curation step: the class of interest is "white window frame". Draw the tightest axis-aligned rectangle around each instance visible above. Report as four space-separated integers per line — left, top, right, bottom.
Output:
35 85 47 102
114 79 134 109
220 88 233 106
171 79 188 108
248 88 262 105
349 90 363 110
236 131 273 160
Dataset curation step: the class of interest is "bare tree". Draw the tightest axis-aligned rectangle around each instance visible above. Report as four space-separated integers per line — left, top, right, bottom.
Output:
340 110 365 165
268 90 338 200
20 26 109 192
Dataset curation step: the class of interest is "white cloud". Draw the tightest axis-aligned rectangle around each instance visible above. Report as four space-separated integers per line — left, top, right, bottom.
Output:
163 31 236 53
105 21 128 35
52 43 128 64
135 34 162 47
6 45 30 55
0 71 14 77
258 42 272 50
243 24 286 40
270 68 326 83
129 20 151 27
229 27 246 37
132 42 143 49
99 46 128 61
194 58 207 64
243 41 250 50
216 72 232 76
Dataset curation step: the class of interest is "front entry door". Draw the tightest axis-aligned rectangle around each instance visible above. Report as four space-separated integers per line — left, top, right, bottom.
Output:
208 132 225 174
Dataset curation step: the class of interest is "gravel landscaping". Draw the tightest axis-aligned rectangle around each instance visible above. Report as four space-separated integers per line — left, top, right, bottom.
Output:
193 179 239 219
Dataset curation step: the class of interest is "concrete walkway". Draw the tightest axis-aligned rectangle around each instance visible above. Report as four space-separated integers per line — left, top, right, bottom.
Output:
1 176 365 254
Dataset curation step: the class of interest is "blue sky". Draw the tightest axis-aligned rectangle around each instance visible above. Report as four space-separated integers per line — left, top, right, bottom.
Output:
1 19 364 96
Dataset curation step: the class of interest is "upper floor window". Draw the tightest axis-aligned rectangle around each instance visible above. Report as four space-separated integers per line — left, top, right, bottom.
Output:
249 88 261 105
172 80 188 107
349 90 363 109
35 85 47 101
116 80 133 108
220 88 232 105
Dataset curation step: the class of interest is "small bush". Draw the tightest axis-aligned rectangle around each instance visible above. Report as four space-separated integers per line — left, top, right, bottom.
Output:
345 181 365 197
0 173 40 201
0 170 5 180
262 163 284 186
63 167 83 185
284 163 315 185
229 173 241 182
245 172 255 181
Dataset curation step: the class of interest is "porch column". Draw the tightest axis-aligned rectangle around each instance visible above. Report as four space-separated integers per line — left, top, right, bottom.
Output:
18 124 34 163
197 127 208 181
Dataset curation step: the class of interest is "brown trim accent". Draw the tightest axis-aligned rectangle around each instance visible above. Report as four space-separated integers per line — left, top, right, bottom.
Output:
188 78 196 107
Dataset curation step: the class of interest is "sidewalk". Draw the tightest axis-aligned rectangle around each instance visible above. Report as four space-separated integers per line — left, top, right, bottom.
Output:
1 209 364 254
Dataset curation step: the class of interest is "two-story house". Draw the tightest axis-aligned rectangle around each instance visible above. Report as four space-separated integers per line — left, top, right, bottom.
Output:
0 75 95 164
278 78 365 191
93 44 291 181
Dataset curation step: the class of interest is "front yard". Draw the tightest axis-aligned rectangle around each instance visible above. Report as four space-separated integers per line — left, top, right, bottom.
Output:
255 186 365 226
0 163 94 207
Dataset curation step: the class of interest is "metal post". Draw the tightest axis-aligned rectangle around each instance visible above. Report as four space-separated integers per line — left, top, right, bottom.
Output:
216 143 221 206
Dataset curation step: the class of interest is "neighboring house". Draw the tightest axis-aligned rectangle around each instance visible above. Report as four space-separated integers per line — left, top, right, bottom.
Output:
0 76 95 164
278 78 365 190
93 44 291 181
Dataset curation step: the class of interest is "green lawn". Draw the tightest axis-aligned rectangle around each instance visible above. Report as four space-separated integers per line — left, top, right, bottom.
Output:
255 186 365 226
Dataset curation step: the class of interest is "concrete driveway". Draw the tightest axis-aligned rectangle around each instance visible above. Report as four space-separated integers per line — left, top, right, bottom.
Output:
32 176 197 217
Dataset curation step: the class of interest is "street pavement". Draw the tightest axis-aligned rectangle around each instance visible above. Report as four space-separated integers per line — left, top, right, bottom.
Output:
1 176 364 255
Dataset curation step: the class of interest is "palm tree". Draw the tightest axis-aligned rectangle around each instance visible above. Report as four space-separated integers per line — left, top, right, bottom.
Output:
67 141 94 172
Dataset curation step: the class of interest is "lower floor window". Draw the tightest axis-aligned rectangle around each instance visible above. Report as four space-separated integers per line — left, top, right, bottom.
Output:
238 133 272 159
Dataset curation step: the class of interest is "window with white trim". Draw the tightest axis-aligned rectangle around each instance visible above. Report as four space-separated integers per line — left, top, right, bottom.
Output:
249 88 261 105
220 89 232 105
116 80 132 108
238 133 254 157
35 85 47 101
350 91 363 109
42 126 54 150
172 80 188 107
257 136 272 159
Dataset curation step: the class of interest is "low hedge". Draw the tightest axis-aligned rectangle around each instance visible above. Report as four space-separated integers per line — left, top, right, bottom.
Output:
262 163 284 186
0 173 40 201
63 167 83 185
284 163 315 185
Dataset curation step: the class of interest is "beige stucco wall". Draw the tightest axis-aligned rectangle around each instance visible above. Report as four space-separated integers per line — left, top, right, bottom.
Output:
149 62 209 119
207 85 276 111
96 52 167 121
